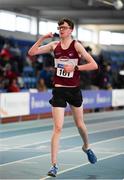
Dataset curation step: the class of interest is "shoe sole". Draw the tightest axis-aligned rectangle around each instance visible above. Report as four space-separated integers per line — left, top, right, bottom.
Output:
47 172 56 177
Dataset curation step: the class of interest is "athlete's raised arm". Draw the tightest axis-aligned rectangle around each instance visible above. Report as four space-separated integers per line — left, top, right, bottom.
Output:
28 32 55 56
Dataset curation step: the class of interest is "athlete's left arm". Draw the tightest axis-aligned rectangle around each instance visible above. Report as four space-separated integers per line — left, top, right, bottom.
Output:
75 41 98 71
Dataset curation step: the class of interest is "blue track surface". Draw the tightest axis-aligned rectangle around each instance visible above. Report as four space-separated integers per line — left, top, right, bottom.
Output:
0 110 124 179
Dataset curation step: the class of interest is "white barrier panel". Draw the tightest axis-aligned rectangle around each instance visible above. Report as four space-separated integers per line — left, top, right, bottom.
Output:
112 89 124 107
0 92 29 118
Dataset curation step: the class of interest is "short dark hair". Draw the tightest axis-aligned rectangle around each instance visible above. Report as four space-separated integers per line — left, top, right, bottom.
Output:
58 18 74 29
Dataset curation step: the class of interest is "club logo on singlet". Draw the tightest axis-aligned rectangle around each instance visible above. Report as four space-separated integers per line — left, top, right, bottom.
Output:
54 56 78 78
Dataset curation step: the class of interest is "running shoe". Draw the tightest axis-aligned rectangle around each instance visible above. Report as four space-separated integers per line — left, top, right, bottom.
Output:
47 164 58 177
82 147 97 164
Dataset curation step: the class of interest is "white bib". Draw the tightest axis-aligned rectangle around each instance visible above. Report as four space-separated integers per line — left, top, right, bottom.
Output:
54 58 78 78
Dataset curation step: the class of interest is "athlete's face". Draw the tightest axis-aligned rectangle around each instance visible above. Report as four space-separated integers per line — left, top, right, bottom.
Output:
57 22 73 38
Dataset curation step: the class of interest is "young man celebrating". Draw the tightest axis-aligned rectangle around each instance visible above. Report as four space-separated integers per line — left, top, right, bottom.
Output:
28 18 98 177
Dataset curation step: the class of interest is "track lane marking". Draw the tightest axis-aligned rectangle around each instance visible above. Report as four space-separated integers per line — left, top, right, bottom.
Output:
0 136 123 167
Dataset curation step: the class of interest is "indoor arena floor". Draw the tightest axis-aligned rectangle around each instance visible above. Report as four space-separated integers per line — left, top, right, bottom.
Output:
0 109 124 180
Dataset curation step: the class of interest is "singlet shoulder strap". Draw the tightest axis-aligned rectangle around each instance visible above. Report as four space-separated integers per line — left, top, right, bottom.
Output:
69 40 76 48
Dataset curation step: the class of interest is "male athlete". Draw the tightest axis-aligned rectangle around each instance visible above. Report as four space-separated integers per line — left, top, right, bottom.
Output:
28 18 98 177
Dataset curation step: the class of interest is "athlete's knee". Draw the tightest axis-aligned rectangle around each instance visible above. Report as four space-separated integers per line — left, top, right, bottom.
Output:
77 123 87 131
75 120 84 128
54 126 63 134
77 124 83 130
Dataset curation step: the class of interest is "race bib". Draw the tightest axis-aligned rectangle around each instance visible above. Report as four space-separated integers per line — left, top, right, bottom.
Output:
54 58 78 78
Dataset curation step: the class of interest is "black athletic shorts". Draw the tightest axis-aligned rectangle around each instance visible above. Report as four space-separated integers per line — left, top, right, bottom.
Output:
49 87 83 107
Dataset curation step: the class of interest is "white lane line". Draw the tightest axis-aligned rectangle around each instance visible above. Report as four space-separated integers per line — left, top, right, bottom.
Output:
1 112 123 133
0 126 124 151
40 152 124 180
0 136 123 167
1 113 123 135
0 125 52 133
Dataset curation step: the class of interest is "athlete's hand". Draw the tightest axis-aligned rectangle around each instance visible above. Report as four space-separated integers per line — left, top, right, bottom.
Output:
64 64 75 73
43 32 54 39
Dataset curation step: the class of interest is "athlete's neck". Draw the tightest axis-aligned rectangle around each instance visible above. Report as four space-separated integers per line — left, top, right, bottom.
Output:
61 36 72 43
60 37 73 50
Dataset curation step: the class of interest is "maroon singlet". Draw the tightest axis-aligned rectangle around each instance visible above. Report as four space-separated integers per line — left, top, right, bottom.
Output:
53 40 81 86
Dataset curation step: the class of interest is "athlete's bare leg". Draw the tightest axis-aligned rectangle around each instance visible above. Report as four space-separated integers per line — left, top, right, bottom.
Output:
70 105 89 149
51 107 65 165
